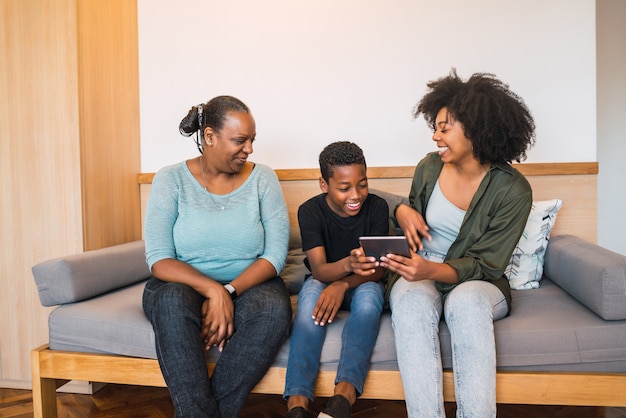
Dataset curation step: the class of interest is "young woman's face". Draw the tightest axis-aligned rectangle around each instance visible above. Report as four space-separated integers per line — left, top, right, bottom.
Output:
320 164 369 218
432 107 474 165
205 111 256 173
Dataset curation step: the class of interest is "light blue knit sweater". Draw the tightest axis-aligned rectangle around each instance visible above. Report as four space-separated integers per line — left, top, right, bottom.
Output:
144 161 289 283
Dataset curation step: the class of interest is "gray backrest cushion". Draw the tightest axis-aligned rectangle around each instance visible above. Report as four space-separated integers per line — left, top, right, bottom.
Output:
544 234 626 320
369 189 409 235
369 189 409 213
32 240 151 306
281 226 308 294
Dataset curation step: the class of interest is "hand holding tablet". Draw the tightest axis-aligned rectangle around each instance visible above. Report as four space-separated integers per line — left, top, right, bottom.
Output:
359 236 411 261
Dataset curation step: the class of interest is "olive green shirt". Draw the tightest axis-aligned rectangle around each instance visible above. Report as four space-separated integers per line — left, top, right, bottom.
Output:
388 152 532 314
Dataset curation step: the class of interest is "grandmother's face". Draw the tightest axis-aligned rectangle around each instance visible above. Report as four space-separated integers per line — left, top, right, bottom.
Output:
205 111 256 173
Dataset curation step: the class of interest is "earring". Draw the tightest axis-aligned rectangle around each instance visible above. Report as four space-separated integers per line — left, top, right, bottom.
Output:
208 140 213 146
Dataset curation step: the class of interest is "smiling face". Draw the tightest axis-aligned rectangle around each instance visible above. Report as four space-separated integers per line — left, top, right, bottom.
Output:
204 111 256 173
320 164 368 218
432 107 475 165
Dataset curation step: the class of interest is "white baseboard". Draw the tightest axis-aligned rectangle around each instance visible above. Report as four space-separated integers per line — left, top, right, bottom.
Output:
0 379 32 390
57 380 108 394
0 378 107 395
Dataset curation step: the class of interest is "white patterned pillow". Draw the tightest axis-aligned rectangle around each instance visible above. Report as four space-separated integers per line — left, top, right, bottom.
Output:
505 199 563 290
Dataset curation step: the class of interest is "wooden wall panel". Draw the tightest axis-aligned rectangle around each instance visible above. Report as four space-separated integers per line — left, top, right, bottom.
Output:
0 0 140 387
78 0 141 250
0 0 83 386
140 164 598 243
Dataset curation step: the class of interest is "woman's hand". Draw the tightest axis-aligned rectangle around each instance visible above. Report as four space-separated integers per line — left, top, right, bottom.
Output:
380 251 430 282
200 286 235 352
395 204 431 252
312 281 348 326
381 252 459 284
349 247 379 276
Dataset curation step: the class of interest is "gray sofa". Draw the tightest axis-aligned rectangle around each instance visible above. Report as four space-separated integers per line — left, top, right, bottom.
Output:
31 192 626 415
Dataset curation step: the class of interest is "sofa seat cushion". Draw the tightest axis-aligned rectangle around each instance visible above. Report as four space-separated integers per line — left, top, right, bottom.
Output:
493 279 626 369
48 279 626 373
49 281 156 359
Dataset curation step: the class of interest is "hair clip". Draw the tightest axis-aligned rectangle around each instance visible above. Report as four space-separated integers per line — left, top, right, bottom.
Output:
195 104 204 154
197 104 203 128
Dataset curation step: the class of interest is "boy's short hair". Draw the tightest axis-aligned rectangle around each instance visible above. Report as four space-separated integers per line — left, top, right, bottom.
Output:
319 141 367 182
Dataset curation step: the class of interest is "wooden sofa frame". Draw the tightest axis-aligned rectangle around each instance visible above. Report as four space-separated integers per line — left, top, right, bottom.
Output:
32 162 626 417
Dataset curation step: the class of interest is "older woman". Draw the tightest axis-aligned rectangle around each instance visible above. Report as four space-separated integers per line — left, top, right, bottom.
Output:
142 95 291 417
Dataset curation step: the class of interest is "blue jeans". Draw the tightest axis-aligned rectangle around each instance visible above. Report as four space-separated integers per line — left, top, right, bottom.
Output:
283 277 384 401
143 276 291 418
390 279 508 418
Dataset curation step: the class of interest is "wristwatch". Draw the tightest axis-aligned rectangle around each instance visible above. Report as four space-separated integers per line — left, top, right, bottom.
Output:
224 283 237 301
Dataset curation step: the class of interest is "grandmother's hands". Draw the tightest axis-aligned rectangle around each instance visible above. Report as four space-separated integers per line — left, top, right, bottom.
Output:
201 286 234 352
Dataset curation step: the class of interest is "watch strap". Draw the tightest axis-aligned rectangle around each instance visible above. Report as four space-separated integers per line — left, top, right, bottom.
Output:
224 283 237 301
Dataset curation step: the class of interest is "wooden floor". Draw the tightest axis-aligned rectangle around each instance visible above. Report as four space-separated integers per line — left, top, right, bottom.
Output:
1 384 626 417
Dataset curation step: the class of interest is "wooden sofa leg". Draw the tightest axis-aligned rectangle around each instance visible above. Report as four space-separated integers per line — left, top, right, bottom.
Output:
31 346 58 418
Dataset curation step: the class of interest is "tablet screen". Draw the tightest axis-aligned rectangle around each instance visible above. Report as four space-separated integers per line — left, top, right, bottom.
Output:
359 236 410 261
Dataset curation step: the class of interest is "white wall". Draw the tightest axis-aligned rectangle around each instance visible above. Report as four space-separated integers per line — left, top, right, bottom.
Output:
138 0 596 172
597 0 626 256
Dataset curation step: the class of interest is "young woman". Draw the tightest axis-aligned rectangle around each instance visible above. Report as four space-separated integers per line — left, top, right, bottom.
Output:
382 70 536 418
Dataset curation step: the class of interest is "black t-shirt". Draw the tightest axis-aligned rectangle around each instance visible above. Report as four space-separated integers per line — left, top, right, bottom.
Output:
297 193 389 272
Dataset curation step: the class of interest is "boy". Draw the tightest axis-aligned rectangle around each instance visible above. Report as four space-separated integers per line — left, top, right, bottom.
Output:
284 141 389 418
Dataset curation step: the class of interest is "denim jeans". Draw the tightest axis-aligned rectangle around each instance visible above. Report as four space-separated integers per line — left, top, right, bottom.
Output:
143 276 291 418
283 277 384 401
389 279 508 418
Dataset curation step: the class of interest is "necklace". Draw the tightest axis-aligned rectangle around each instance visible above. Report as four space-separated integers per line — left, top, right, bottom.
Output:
200 155 236 210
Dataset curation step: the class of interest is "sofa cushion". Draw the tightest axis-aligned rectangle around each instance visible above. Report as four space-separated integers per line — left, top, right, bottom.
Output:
281 247 308 294
48 276 626 373
505 199 562 290
494 279 626 369
48 281 156 358
544 235 626 320
32 240 151 306
369 189 409 215
281 226 308 294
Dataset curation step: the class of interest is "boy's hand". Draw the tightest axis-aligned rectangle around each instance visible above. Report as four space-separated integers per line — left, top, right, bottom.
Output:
312 281 348 326
349 247 379 275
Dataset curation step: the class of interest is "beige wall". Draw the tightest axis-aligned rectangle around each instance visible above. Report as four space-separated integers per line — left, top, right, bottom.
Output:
0 0 140 387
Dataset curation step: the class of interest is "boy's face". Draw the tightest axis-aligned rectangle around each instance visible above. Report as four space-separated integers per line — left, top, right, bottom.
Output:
320 164 368 218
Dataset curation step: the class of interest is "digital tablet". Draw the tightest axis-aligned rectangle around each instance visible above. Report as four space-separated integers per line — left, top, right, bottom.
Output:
359 236 411 261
